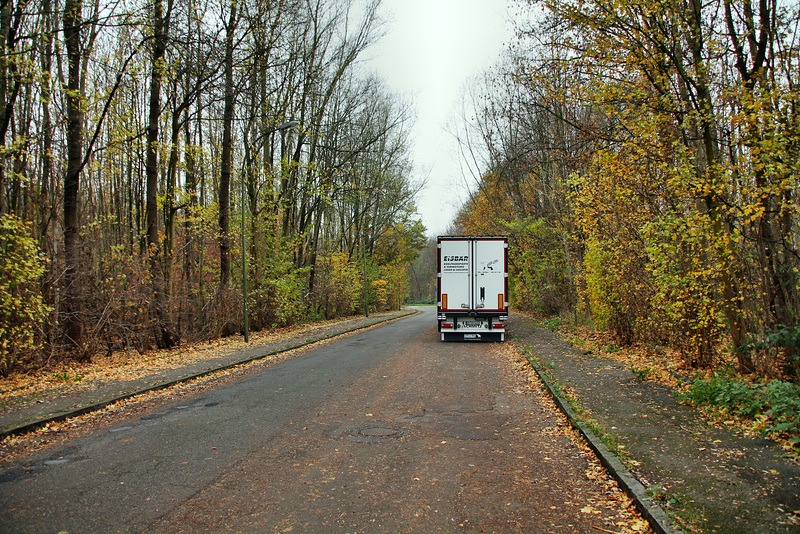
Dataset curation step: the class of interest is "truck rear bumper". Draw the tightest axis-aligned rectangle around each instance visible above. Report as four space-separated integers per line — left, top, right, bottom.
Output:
438 313 507 342
440 331 505 342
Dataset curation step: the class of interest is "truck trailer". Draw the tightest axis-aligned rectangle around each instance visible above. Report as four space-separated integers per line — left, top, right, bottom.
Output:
437 236 509 341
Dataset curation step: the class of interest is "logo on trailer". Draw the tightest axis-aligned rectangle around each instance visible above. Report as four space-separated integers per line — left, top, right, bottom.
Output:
442 254 469 273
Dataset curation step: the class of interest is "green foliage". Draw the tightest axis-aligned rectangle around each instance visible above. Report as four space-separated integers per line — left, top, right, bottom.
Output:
375 262 408 312
254 268 306 328
250 235 307 328
630 364 652 381
541 317 562 332
501 0 800 379
374 220 426 267
644 214 730 366
0 214 50 376
738 326 800 377
569 149 668 346
373 219 426 311
583 241 619 331
407 237 437 304
314 252 362 318
508 218 572 315
53 370 83 383
679 373 800 446
582 237 647 345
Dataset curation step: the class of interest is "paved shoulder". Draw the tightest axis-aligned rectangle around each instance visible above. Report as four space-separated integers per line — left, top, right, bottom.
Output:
510 312 800 533
0 310 416 438
1 308 645 533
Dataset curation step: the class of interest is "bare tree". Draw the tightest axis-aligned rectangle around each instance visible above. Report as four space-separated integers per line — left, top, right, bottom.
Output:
145 0 178 348
62 0 84 350
218 0 237 289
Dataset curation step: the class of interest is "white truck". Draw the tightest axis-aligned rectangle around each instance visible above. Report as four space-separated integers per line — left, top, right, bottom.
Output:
437 236 509 341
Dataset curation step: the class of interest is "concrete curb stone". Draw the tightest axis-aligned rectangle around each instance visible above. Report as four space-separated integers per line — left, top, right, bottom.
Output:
509 311 800 533
524 353 683 534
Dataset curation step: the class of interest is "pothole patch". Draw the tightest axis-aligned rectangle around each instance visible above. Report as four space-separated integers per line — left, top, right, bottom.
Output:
328 422 410 443
349 424 408 441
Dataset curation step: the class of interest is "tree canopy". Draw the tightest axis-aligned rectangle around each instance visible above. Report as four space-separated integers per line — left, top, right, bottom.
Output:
455 0 800 378
0 0 425 370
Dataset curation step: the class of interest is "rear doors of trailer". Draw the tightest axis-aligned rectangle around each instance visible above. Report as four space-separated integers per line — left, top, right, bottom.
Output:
437 236 508 341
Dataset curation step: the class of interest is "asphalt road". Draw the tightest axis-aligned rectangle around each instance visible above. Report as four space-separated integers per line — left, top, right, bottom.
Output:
0 308 636 533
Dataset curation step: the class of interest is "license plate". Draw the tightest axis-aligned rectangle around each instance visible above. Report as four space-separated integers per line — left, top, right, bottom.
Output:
462 321 485 328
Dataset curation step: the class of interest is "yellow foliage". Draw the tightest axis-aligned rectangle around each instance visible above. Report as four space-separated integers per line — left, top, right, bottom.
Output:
0 214 50 375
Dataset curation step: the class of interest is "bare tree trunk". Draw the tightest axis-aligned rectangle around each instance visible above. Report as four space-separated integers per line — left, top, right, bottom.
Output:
145 0 178 348
37 0 57 346
0 0 26 215
62 0 83 350
183 111 197 291
39 12 54 241
163 100 180 292
218 0 237 288
725 0 799 339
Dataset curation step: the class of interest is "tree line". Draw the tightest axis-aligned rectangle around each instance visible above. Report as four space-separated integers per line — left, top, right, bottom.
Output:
455 0 799 379
0 0 425 374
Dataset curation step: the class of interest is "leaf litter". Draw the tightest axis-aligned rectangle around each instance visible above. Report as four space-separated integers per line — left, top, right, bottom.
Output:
2 311 652 533
505 341 652 534
0 314 400 465
549 317 800 462
1 316 368 403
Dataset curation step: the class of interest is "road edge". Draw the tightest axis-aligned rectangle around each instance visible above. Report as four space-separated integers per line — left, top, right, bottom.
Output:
1 310 419 441
522 351 683 534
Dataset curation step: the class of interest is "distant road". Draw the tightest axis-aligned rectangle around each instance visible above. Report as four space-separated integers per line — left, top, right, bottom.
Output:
0 307 632 533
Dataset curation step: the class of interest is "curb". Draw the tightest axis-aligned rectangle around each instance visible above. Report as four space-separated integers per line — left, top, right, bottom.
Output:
523 353 683 534
1 310 418 441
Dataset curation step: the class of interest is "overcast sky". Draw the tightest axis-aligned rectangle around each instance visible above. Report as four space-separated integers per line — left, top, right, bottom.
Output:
364 0 514 237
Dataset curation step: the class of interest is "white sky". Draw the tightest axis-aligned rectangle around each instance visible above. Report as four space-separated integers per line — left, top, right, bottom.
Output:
363 0 514 237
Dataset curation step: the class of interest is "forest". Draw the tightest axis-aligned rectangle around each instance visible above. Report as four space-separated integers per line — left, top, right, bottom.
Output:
1 0 799 387
0 0 426 375
453 0 800 380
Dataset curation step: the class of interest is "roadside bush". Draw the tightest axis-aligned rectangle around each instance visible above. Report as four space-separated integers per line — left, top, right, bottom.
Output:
509 218 572 316
313 253 362 318
377 260 410 311
254 269 306 328
0 214 50 376
250 235 307 329
583 237 650 345
644 214 730 368
737 326 800 378
678 373 800 446
92 245 152 354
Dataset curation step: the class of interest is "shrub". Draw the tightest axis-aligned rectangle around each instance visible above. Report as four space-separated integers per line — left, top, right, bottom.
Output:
507 218 572 316
92 244 152 354
313 253 362 318
679 373 800 446
0 214 50 375
738 326 800 378
250 236 307 329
